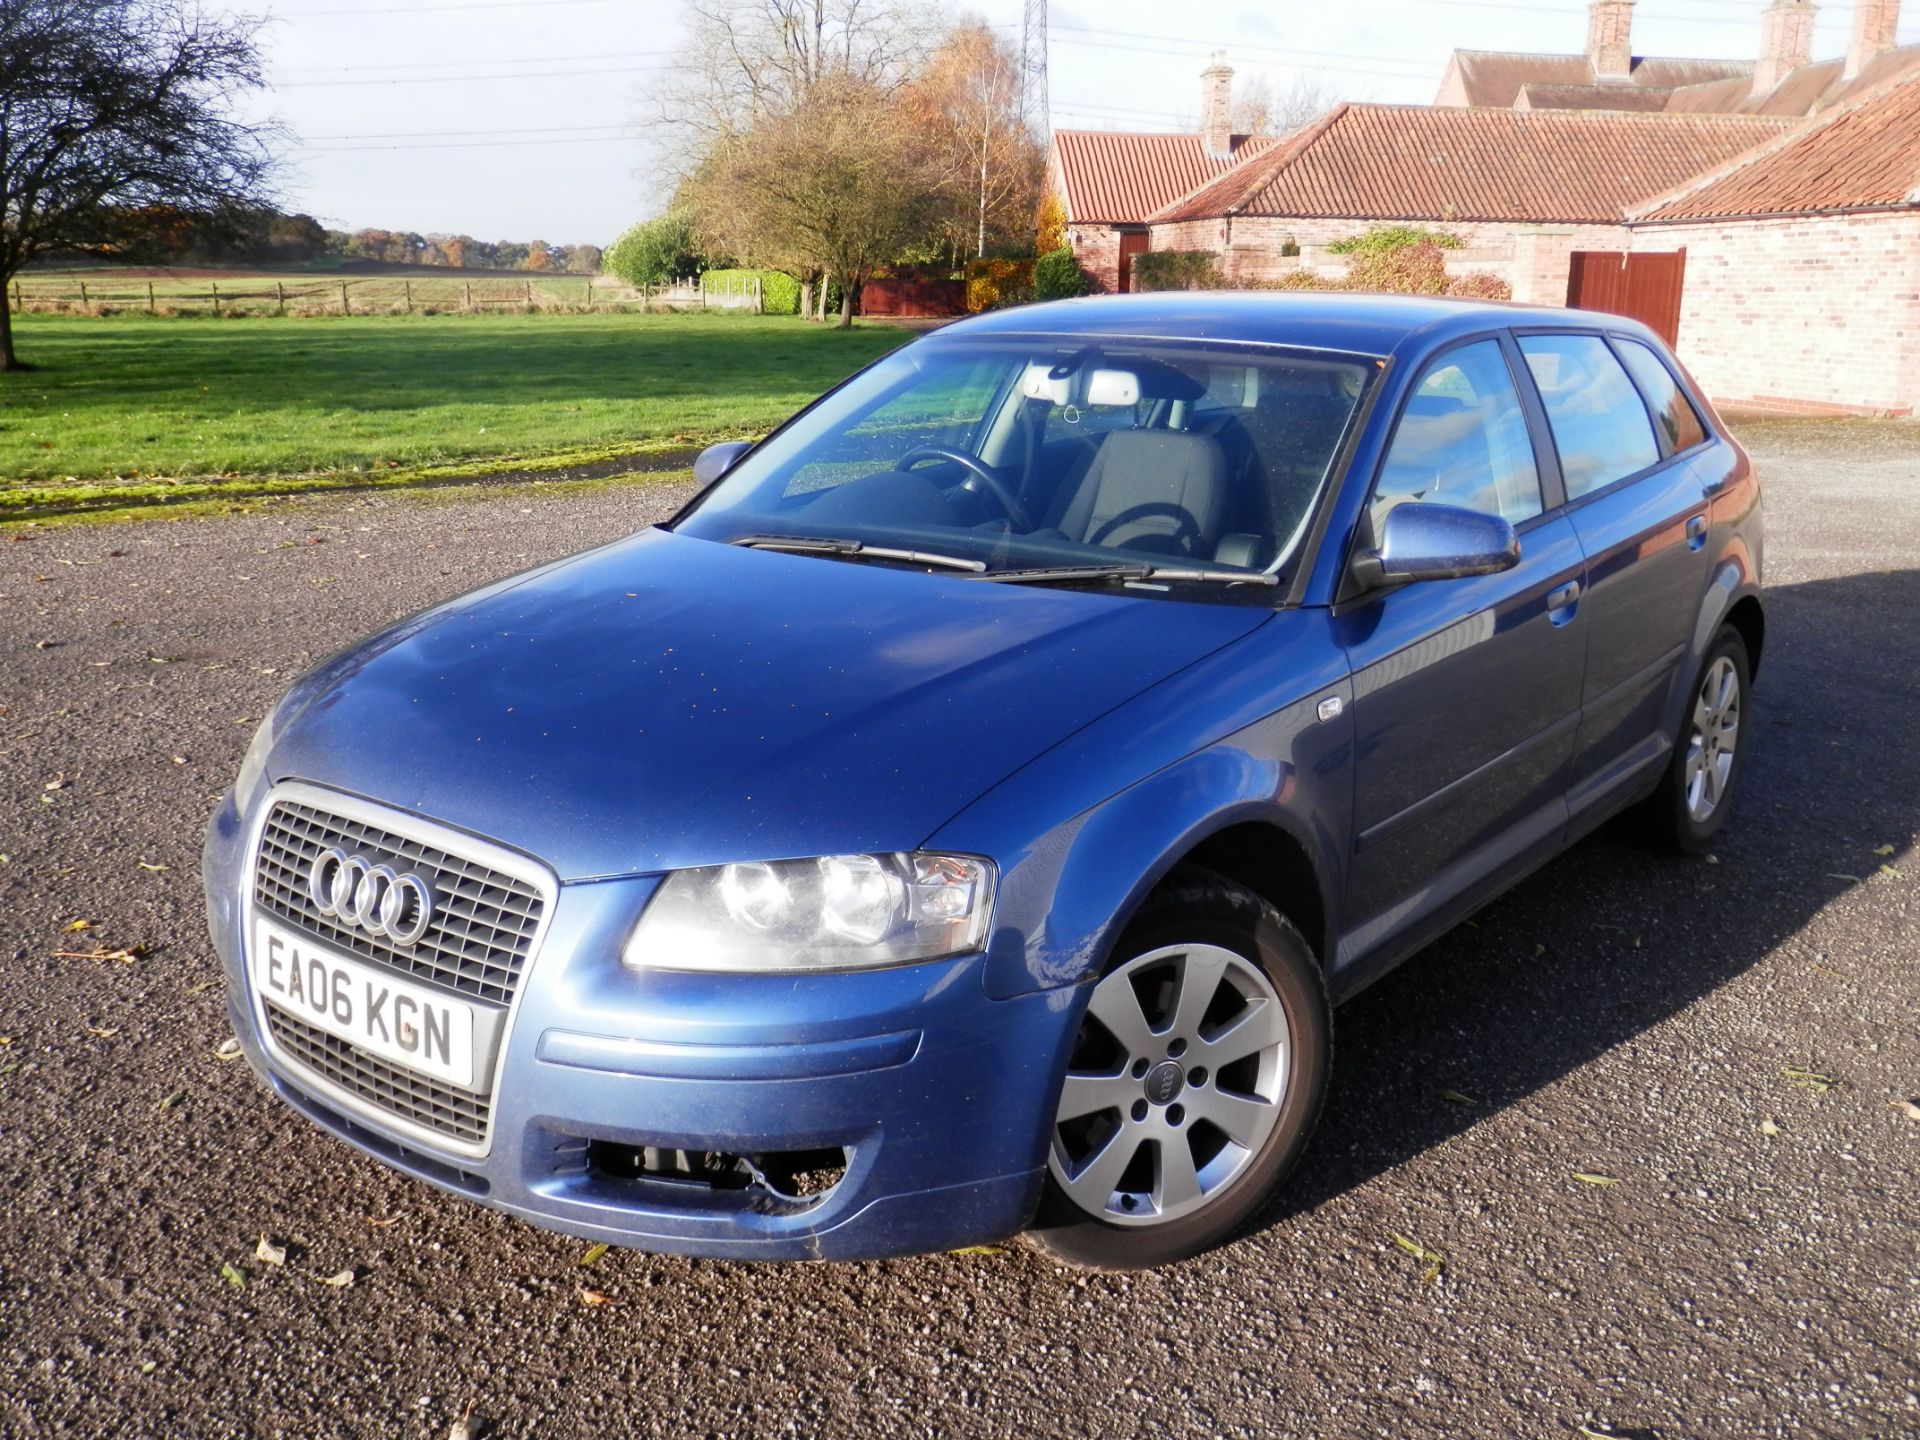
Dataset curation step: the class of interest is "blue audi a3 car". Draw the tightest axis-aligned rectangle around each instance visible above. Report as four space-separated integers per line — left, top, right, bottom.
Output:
203 293 1762 1268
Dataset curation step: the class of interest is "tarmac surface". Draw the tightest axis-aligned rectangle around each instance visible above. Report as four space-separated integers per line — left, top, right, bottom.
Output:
1 420 1915 1439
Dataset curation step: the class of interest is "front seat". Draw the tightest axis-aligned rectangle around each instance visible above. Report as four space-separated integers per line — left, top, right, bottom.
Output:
1044 429 1230 558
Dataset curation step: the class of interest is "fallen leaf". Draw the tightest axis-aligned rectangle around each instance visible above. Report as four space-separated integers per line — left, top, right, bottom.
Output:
183 980 218 996
1873 844 1897 857
365 1215 401 1229
1826 873 1861 884
317 1268 355 1288
1704 854 1720 865
1437 1089 1477 1105
212 1038 243 1062
157 1089 184 1111
219 1263 245 1289
61 918 95 933
578 1286 617 1306
576 1242 610 1267
1881 864 1902 877
1390 1232 1445 1283
1758 1117 1781 1136
947 1245 1006 1256
139 1361 156 1375
449 1405 477 1440
138 862 170 873
1531 943 1546 957
84 1025 119 1039
254 1234 286 1267
1782 1065 1839 1094
1572 1172 1620 1187
1891 1099 1920 1123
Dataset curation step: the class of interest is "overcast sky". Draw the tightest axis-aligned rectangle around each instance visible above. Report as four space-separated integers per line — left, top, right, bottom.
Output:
254 0 1920 245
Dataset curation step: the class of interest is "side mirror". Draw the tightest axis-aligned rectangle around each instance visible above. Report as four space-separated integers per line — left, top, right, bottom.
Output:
693 440 754 487
1356 502 1520 588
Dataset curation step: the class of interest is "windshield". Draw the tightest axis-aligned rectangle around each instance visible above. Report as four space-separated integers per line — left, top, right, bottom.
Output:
673 336 1376 588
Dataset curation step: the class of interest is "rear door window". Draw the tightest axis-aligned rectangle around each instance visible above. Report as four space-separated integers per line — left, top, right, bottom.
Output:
1518 334 1661 499
1613 338 1708 456
1371 339 1544 531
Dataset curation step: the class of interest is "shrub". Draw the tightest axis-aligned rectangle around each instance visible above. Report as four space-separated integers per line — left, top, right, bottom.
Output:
603 212 699 286
699 268 802 315
1035 191 1068 255
1129 250 1225 292
1343 241 1452 296
1033 247 1095 301
1326 224 1465 256
1443 269 1512 301
966 257 1034 312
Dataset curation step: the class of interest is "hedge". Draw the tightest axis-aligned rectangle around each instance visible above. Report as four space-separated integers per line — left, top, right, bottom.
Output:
1033 247 1095 301
699 268 801 315
966 258 1033 312
1129 250 1224 292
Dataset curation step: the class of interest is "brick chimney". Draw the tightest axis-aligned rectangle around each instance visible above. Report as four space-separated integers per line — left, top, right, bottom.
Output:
1587 0 1635 80
1847 0 1902 79
1201 52 1233 158
1754 0 1817 95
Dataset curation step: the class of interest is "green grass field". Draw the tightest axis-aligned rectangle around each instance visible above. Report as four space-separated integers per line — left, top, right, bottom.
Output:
0 314 910 503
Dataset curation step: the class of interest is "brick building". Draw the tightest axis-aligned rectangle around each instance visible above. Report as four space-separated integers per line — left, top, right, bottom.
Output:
1626 70 1920 415
1144 104 1790 302
1048 55 1276 292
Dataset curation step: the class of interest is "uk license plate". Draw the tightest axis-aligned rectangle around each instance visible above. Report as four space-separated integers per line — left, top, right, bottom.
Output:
249 914 476 1088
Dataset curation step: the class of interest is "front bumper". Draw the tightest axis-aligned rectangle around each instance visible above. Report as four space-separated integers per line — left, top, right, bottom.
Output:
204 791 1071 1260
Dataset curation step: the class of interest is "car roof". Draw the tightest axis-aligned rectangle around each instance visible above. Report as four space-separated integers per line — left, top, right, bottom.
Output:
935 291 1660 359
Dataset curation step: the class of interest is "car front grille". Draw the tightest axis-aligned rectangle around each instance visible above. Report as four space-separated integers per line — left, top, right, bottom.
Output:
253 798 545 1005
265 1003 491 1147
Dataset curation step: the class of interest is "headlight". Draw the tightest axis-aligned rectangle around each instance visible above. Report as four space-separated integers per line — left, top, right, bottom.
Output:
232 712 276 812
623 852 995 974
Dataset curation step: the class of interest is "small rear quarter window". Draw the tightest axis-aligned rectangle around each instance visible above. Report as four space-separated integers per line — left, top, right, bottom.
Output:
1614 339 1708 456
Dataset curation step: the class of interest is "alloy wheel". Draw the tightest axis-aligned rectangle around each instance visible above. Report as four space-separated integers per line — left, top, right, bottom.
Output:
1049 943 1291 1227
1684 654 1741 822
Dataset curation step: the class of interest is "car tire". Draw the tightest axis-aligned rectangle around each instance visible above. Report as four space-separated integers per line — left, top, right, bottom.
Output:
1643 624 1752 854
1024 867 1329 1270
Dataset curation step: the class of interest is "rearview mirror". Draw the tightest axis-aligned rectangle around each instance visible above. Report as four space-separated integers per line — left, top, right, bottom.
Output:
693 440 754 486
1358 502 1520 587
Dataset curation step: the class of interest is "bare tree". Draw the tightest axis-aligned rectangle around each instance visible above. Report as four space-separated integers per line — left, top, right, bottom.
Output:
1228 72 1342 137
907 22 1043 260
681 77 935 327
0 0 277 369
644 0 937 179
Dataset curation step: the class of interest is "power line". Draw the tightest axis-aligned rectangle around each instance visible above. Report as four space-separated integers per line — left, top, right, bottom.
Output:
277 0 622 16
273 48 674 74
275 62 676 86
298 121 631 140
296 134 639 152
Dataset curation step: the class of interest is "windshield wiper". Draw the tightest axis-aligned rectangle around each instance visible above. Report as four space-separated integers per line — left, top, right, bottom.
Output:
730 535 987 573
968 562 1279 588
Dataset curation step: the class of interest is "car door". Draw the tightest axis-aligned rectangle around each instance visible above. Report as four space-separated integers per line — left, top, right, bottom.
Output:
1515 331 1717 824
1333 335 1588 971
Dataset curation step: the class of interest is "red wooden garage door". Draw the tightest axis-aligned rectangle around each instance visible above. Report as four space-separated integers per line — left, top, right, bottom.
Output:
1566 249 1687 348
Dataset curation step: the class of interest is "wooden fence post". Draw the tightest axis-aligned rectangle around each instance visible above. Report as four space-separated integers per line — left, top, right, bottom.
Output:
754 275 763 314
212 282 220 316
79 280 89 308
276 281 285 314
341 280 350 315
525 279 533 305
585 279 593 308
148 281 155 313
11 280 20 312
404 280 412 314
464 281 473 311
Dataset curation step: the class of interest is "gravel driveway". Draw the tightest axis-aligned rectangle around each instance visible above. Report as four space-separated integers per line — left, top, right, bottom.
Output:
1 423 1915 1439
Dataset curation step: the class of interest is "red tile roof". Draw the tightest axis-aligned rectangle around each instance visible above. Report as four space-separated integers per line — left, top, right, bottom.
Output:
1051 130 1279 225
1444 50 1752 108
1633 70 1920 222
1150 104 1795 226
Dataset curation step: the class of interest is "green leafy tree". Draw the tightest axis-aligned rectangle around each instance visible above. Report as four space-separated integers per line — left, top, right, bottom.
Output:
603 211 701 286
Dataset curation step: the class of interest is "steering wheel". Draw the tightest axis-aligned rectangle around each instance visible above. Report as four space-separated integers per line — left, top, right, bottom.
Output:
897 444 1033 530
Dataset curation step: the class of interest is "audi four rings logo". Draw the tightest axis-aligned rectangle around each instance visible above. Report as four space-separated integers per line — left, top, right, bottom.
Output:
308 848 436 945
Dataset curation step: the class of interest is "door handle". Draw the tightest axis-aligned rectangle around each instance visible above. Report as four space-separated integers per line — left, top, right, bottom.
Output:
1547 580 1581 610
1686 513 1708 549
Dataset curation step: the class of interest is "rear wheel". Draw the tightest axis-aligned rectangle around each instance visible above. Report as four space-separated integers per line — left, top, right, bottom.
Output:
1643 625 1751 852
1026 869 1329 1270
